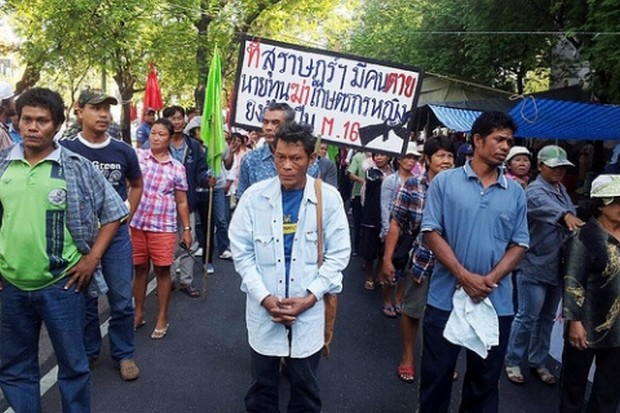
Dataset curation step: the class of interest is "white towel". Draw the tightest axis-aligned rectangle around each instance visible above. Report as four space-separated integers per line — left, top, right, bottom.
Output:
443 289 499 359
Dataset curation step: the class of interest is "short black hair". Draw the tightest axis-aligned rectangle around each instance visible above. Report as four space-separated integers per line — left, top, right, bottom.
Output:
275 122 316 156
162 105 185 118
266 101 295 123
152 118 174 137
424 135 454 158
471 111 517 139
16 88 65 127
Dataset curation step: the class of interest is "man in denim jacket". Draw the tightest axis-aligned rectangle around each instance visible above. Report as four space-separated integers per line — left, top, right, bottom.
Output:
230 122 350 413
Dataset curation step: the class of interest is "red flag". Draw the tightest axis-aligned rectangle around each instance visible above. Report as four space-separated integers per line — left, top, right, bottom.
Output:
143 63 163 117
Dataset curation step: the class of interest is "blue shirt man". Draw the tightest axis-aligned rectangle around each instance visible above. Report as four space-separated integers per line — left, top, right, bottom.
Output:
419 112 529 413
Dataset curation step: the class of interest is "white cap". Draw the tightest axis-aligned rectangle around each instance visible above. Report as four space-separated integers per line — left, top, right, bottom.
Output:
183 116 202 136
404 141 421 157
0 81 14 101
506 146 531 163
590 174 620 205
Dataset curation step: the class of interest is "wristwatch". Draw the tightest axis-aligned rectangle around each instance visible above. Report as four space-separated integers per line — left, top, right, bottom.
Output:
183 226 191 231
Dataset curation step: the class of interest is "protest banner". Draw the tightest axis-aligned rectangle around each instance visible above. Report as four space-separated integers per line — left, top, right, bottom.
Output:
230 35 424 156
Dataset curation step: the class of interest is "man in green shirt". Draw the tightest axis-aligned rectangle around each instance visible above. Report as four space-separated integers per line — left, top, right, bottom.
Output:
0 88 127 413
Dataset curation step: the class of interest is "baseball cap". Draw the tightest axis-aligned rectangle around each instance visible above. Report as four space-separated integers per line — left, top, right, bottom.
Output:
0 81 14 101
506 146 531 163
590 174 620 205
405 142 421 157
458 142 473 156
183 116 202 136
537 145 574 168
144 107 156 114
78 90 118 107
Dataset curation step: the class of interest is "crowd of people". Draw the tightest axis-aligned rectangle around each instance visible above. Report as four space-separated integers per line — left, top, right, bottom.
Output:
0 79 619 413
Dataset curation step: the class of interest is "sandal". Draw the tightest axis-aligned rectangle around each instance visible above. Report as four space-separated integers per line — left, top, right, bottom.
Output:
382 305 397 318
119 359 140 381
397 364 415 383
134 320 146 331
532 366 556 385
179 284 201 298
364 280 375 290
505 365 524 384
394 303 402 315
150 324 169 340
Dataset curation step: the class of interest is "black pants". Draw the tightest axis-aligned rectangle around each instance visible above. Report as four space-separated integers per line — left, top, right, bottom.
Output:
245 349 321 413
560 342 620 413
419 305 513 413
351 196 362 253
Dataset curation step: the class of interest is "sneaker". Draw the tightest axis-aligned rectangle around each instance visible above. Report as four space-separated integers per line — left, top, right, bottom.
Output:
219 250 232 260
194 248 204 257
207 264 215 274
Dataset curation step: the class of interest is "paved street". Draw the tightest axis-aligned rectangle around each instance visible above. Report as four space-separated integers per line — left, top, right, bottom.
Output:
2 256 571 412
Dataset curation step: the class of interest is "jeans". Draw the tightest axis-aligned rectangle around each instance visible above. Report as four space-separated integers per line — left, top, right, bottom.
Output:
419 305 512 413
212 187 230 254
245 349 321 413
0 278 90 413
83 224 135 362
505 272 562 368
560 342 620 413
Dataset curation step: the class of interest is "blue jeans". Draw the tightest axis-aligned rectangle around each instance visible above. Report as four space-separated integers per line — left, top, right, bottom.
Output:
212 187 230 254
84 224 135 362
0 278 90 413
505 272 562 368
245 349 322 413
420 305 512 413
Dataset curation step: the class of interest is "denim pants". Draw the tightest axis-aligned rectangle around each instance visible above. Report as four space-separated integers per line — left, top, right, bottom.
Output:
419 305 512 413
244 349 322 413
212 187 230 255
560 342 620 413
84 223 135 362
505 272 562 368
0 278 90 413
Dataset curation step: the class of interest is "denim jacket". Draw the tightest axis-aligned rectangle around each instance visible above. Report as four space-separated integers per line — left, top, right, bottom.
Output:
0 144 128 296
229 175 350 358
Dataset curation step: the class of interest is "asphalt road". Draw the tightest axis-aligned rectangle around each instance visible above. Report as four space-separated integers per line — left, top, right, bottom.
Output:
2 255 578 413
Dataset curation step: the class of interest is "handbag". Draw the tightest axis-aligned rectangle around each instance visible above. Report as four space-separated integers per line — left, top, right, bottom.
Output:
314 178 338 358
392 233 416 270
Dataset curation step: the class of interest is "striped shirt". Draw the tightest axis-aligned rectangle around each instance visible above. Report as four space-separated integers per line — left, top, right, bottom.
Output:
131 149 188 232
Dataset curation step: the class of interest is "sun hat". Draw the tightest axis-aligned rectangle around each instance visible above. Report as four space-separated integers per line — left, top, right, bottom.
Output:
590 174 620 205
506 146 531 163
537 145 574 168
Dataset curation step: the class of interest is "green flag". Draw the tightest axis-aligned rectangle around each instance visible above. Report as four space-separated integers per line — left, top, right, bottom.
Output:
201 45 225 176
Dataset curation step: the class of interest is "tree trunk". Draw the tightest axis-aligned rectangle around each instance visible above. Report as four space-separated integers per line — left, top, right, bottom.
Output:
113 70 136 145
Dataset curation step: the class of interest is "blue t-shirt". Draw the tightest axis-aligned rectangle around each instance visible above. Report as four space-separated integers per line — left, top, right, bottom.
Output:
282 187 304 298
60 134 141 201
421 163 529 316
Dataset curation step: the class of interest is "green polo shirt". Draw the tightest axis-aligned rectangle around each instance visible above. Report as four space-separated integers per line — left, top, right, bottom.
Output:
0 158 81 290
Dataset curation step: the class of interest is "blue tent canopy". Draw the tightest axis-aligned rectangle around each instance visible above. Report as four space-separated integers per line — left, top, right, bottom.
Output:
427 98 620 141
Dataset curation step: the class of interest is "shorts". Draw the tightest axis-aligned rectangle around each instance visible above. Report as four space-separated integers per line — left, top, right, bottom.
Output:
359 226 382 261
130 227 177 267
401 271 429 319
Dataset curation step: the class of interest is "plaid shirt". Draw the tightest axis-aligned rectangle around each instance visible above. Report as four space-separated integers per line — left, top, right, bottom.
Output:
390 173 435 281
131 149 188 232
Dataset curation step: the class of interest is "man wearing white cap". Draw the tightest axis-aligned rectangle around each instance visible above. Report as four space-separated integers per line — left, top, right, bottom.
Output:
505 145 584 385
0 81 16 150
561 174 620 413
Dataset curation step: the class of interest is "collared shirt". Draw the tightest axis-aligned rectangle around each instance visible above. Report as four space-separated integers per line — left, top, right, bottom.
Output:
229 175 350 358
390 173 434 280
421 162 529 316
131 149 188 233
236 144 319 197
135 122 151 147
519 174 576 285
564 218 620 348
0 144 128 295
381 172 409 239
0 123 12 150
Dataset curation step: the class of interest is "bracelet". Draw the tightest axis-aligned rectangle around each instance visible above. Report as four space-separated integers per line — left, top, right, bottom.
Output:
183 226 191 231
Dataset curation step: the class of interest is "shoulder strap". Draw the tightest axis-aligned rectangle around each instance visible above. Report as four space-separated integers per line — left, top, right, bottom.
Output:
314 178 324 267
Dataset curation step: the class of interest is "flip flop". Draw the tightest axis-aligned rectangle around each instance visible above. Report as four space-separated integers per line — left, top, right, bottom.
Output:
364 280 375 290
397 365 415 383
134 320 146 331
532 367 556 385
150 324 169 340
179 284 201 298
382 305 397 318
